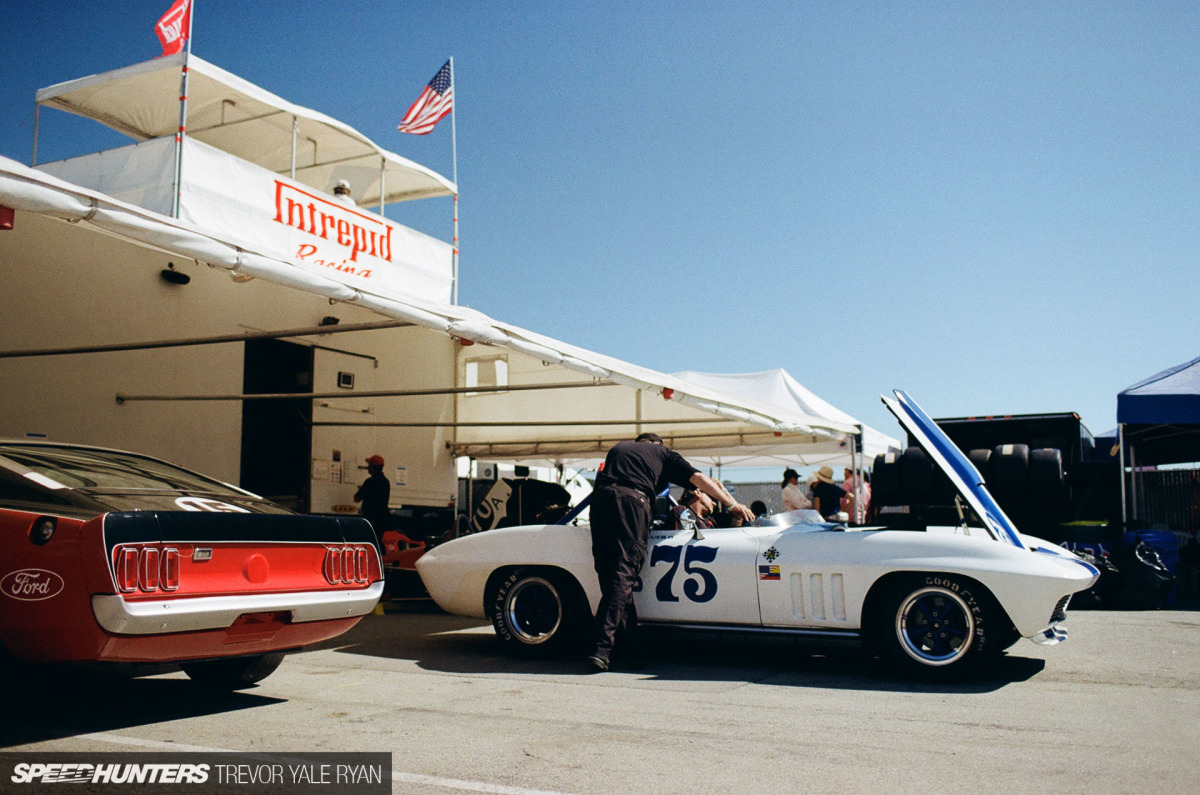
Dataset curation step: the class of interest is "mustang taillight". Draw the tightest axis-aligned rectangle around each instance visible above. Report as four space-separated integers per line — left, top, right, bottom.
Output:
114 546 180 594
139 547 160 591
117 548 140 593
160 548 180 591
323 544 373 585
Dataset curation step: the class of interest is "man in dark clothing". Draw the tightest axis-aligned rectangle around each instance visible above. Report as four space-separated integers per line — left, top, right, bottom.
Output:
354 454 391 547
586 433 754 672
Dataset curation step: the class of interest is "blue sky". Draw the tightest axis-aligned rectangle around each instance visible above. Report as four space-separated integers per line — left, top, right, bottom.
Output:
1 1 1197 444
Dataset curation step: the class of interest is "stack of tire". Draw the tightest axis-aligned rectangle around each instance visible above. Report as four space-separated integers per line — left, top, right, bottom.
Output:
872 443 1065 533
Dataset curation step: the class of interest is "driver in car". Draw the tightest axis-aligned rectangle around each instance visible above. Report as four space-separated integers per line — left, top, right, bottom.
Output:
673 489 716 530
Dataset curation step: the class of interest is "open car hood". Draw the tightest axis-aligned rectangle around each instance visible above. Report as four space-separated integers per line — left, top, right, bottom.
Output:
881 390 1026 549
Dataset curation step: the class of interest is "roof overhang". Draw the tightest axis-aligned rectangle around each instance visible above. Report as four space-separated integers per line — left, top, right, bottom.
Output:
35 54 456 205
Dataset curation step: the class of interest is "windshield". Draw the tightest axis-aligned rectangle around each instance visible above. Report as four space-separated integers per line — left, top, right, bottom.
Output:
0 444 254 498
752 509 826 528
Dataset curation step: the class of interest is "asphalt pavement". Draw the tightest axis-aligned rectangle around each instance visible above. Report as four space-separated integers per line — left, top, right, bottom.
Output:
3 604 1197 794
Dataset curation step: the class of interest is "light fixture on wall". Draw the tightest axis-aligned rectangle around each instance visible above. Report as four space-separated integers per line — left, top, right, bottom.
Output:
159 262 190 286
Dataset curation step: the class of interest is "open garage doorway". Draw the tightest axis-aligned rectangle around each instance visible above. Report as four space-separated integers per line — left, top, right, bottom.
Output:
241 339 313 512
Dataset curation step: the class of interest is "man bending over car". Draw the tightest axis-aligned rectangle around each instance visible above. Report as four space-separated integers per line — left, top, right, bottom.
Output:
586 433 754 672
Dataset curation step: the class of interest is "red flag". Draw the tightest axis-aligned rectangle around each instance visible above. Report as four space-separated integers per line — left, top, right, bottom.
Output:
155 0 192 57
398 61 454 135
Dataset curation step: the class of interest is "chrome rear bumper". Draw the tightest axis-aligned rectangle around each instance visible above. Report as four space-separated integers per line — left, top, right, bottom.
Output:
92 581 384 635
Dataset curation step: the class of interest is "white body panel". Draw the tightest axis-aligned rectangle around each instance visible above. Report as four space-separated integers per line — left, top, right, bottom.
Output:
416 520 1098 641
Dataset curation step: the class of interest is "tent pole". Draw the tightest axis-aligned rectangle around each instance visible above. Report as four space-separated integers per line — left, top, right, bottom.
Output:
1118 424 1127 530
170 1 195 219
379 157 386 218
464 457 473 539
290 116 297 180
31 104 39 166
852 432 861 524
449 56 459 305
1130 441 1138 528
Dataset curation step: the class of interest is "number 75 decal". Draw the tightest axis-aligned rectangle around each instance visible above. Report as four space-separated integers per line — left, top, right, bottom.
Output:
649 545 718 603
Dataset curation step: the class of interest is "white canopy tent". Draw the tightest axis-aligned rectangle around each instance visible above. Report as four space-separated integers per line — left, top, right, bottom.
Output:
671 369 902 468
33 53 456 206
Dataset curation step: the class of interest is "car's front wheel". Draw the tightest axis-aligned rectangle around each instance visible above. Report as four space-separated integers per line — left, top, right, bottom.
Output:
180 652 285 689
490 567 585 655
878 575 1000 678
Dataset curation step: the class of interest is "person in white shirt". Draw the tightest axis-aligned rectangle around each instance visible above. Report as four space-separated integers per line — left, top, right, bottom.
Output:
333 179 356 206
781 468 811 512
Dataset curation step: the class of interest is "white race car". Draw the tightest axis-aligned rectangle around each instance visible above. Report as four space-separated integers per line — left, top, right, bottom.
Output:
417 391 1100 678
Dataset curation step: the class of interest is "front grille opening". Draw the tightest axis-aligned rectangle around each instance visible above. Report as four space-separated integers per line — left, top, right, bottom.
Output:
1050 595 1071 624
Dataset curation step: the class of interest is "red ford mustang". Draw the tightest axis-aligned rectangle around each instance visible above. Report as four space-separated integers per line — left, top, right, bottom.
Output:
0 441 382 688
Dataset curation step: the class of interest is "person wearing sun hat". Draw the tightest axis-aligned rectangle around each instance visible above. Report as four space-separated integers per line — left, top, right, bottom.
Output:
811 465 847 520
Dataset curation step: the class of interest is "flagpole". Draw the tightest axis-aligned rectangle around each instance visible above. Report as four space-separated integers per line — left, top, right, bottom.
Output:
449 56 459 305
170 0 194 219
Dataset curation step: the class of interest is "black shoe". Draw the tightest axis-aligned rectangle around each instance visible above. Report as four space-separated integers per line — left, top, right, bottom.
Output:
585 653 610 673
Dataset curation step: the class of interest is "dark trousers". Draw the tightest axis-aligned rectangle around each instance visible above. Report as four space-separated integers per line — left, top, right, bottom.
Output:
589 484 651 658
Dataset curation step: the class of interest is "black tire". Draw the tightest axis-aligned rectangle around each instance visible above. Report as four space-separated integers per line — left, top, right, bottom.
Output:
1029 448 1064 506
989 444 1030 496
968 448 992 479
899 447 933 504
181 652 285 689
490 567 585 655
877 575 1001 678
871 454 901 507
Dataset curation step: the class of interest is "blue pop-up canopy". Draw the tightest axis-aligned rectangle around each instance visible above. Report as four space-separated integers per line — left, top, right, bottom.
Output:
1118 355 1200 425
1115 356 1200 525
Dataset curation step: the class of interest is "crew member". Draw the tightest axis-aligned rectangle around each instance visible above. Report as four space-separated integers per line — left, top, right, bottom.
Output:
586 433 754 672
354 454 390 545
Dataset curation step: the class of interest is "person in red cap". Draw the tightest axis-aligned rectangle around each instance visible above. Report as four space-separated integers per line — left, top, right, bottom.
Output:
355 455 391 543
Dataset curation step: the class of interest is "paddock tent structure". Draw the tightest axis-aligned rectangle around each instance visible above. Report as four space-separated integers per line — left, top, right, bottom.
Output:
0 157 860 502
5 53 870 503
1116 355 1200 524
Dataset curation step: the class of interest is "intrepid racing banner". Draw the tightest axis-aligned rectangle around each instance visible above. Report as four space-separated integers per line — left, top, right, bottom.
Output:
35 136 453 305
1 752 390 794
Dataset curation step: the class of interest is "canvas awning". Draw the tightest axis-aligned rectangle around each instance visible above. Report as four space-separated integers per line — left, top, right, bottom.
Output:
670 369 902 467
0 155 858 467
34 53 456 205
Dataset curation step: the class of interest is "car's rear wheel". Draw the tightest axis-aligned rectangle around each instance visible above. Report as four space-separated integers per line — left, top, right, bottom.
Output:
181 652 285 689
490 567 585 655
878 575 999 678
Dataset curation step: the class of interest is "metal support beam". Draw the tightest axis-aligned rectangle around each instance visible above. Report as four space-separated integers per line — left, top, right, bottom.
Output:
313 418 727 428
116 380 616 404
0 319 415 359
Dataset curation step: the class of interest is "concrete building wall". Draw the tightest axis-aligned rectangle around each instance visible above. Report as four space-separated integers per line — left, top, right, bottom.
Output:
0 211 458 509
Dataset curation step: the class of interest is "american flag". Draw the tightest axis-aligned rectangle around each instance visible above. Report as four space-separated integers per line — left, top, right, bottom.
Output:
398 61 454 135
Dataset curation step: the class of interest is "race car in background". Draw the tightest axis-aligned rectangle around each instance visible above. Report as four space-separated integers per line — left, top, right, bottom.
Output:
0 441 383 688
417 391 1101 679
